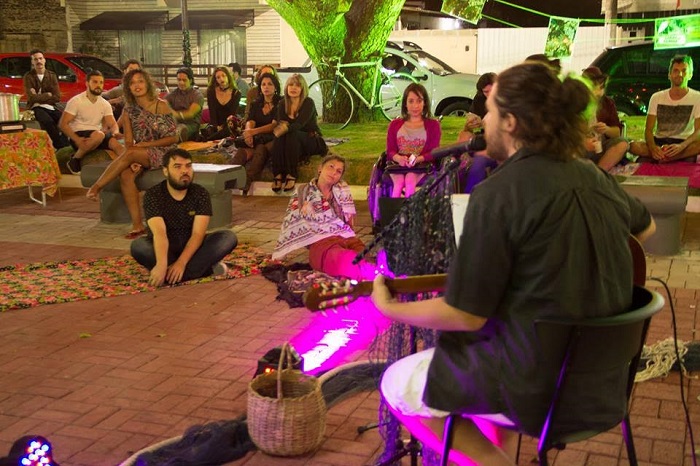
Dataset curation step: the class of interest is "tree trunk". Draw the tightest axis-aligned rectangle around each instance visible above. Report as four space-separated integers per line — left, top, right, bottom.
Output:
267 0 406 123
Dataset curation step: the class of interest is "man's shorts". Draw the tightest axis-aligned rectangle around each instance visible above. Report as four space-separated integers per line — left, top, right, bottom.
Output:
380 347 513 426
587 136 629 164
69 130 113 151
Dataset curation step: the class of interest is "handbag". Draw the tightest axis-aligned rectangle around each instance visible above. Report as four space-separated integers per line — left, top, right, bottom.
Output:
247 342 326 456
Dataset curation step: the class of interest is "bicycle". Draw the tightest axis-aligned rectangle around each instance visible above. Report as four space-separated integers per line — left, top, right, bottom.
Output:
309 56 417 130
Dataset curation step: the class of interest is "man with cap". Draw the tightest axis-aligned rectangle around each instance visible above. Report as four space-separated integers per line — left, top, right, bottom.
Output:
582 66 630 171
630 54 700 163
165 67 204 142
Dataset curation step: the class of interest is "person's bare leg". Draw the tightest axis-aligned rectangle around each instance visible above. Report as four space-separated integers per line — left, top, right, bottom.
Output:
120 168 145 231
74 131 106 159
390 173 404 197
598 140 630 171
420 417 516 466
87 148 150 200
629 141 650 157
404 173 424 197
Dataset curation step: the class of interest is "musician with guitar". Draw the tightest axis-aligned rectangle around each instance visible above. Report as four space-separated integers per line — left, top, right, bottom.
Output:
371 62 657 465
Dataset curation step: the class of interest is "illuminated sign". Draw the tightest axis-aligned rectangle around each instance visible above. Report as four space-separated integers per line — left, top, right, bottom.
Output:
655 14 700 49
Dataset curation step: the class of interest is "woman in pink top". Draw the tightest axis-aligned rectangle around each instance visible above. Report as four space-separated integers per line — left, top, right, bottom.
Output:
385 83 441 197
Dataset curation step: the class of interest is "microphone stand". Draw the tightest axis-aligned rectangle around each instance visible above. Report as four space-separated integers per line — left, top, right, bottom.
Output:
353 155 461 266
355 156 461 466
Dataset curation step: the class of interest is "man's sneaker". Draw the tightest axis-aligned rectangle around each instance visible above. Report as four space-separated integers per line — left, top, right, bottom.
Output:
66 157 81 175
212 261 229 277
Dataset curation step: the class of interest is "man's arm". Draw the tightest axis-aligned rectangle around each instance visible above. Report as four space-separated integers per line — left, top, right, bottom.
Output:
661 117 700 161
175 92 204 121
103 114 120 136
165 215 210 284
147 216 169 287
635 216 656 243
371 275 487 331
643 114 664 160
58 111 79 145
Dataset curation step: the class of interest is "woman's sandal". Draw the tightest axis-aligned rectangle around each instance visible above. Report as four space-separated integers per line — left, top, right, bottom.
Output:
272 177 283 193
283 177 296 192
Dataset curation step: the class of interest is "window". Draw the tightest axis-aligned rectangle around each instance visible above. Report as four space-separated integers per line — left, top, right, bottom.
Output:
46 59 77 83
0 57 30 78
67 56 122 79
118 29 162 66
200 28 246 65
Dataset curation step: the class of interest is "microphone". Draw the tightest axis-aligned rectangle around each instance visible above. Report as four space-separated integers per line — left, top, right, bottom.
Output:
430 135 486 160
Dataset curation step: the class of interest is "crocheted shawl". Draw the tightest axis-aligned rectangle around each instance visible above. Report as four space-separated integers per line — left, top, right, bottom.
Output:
272 179 356 260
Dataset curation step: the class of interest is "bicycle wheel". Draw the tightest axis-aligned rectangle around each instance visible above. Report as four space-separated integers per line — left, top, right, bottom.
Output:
378 72 418 121
308 79 354 130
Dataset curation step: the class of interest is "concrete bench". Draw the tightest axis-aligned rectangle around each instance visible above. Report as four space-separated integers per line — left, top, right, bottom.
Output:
618 175 689 255
81 162 246 229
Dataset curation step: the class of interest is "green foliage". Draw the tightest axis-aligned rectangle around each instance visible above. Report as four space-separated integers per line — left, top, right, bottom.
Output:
544 17 579 59
441 0 487 25
182 30 192 67
267 0 406 122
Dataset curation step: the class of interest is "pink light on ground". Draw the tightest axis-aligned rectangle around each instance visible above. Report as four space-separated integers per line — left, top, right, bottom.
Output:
290 296 392 375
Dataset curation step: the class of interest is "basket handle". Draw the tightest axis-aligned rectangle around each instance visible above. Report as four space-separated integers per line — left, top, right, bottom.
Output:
276 342 295 399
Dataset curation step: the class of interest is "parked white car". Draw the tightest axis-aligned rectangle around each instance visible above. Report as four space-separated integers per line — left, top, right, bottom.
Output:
277 41 479 118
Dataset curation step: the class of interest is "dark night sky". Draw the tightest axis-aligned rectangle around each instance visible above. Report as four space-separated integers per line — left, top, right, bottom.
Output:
426 0 605 27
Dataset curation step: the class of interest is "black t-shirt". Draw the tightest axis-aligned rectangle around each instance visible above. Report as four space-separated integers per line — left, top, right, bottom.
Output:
143 181 212 253
424 149 651 436
247 95 281 127
276 97 322 135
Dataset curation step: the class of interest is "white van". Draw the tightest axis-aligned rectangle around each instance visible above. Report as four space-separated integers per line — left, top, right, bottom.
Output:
277 41 479 118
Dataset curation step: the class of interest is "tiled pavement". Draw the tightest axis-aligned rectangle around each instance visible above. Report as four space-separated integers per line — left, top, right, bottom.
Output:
0 184 699 465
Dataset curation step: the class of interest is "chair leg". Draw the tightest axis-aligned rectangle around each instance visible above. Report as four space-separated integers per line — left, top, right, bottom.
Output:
621 414 638 466
515 433 522 463
440 414 456 466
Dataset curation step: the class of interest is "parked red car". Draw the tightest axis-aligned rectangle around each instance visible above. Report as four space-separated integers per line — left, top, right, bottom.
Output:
0 52 167 108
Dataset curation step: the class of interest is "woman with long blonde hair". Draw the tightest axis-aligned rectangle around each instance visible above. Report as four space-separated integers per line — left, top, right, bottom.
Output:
269 74 327 193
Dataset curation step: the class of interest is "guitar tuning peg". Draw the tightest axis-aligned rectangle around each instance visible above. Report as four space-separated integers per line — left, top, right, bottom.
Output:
321 310 328 318
343 304 349 312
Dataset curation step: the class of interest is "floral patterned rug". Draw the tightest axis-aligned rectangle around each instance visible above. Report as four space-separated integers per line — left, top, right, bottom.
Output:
0 243 273 312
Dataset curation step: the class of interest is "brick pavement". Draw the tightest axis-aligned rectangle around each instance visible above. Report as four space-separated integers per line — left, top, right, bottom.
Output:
0 185 698 465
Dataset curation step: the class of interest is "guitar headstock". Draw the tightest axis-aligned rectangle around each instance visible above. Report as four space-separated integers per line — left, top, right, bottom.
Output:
302 279 373 312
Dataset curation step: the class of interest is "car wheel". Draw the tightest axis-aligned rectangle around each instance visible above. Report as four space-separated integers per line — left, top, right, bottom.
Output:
441 101 471 117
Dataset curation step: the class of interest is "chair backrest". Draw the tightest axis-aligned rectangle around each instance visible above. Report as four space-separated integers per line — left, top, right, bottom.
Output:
534 285 664 444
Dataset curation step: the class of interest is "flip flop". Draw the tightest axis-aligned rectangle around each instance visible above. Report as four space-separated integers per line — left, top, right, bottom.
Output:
272 178 283 193
283 177 296 192
125 229 147 240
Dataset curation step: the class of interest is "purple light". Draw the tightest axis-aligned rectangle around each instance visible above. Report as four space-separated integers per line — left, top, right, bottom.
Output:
290 296 391 375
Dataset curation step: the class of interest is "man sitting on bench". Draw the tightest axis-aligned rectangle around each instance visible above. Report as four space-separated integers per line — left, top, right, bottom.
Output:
130 148 238 287
60 70 126 174
630 54 700 163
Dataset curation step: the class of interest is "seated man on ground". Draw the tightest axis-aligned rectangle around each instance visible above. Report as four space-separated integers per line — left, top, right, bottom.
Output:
272 154 377 281
60 70 126 174
630 54 700 163
582 66 629 171
130 148 238 287
166 67 204 142
372 62 655 465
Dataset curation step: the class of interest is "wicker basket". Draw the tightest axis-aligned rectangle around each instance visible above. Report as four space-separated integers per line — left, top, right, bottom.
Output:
247 342 327 456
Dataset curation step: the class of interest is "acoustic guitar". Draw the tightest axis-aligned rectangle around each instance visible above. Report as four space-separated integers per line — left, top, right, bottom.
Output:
302 274 447 312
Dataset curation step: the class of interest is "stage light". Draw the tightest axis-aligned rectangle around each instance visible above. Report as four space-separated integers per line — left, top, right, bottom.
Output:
254 345 304 378
0 436 59 466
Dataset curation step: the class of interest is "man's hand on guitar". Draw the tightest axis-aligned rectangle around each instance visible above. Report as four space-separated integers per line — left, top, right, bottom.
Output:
371 274 394 314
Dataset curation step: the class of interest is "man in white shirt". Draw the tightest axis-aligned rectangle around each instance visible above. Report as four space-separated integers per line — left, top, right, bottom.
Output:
59 70 125 174
630 54 700 163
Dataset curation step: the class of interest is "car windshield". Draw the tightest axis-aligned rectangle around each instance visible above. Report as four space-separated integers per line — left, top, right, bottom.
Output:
405 50 457 76
67 56 122 79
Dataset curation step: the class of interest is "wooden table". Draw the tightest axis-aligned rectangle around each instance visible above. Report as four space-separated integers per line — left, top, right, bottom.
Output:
0 128 61 206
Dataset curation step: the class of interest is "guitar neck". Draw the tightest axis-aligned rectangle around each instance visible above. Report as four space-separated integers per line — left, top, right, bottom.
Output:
382 274 447 295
